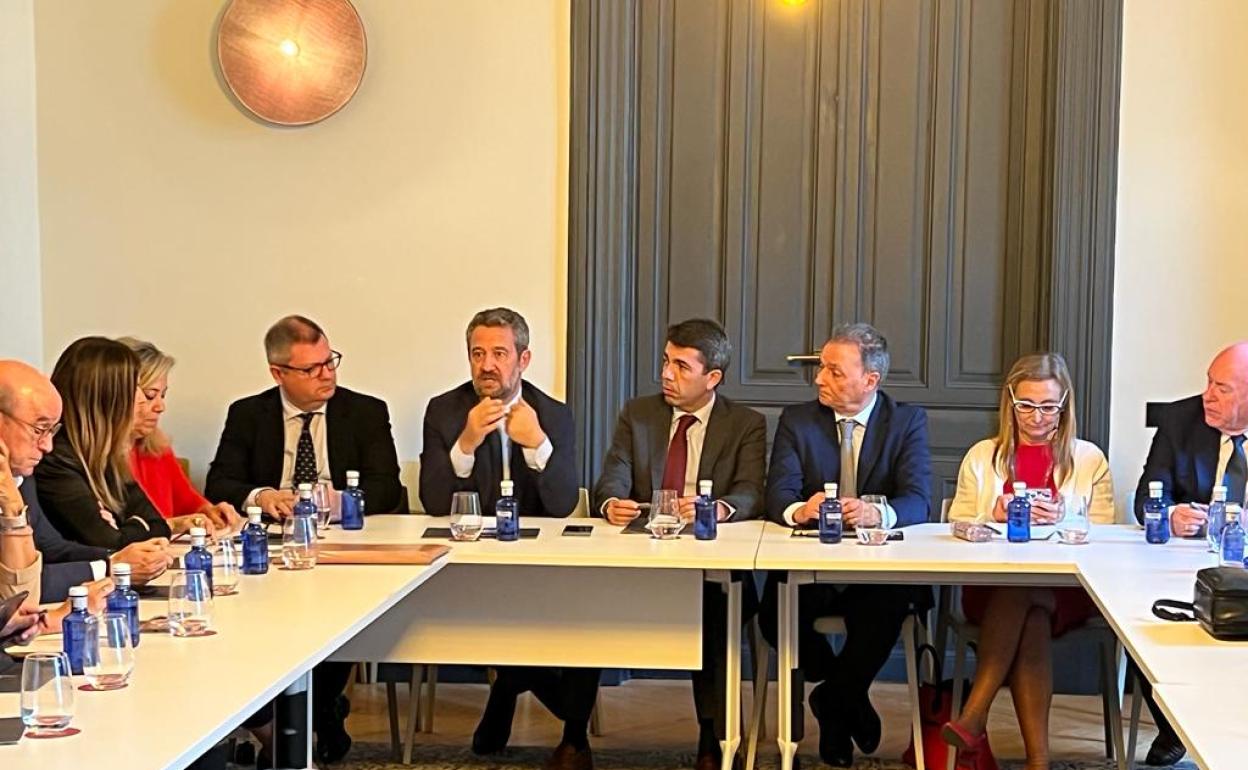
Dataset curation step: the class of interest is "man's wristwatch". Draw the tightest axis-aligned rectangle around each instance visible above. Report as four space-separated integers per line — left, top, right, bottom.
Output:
0 506 30 533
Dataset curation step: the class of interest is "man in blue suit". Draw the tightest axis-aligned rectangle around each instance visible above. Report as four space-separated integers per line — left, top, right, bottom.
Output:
1130 341 1247 765
761 323 932 768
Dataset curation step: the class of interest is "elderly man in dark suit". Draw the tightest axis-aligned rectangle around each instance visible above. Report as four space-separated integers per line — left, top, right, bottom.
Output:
761 323 931 768
592 317 765 770
205 316 401 765
420 307 592 770
1129 341 1248 765
0 360 171 603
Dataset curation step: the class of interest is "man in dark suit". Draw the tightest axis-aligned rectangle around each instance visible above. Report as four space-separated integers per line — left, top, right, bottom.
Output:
0 360 172 603
419 307 591 770
761 323 931 768
1130 341 1248 765
205 316 402 765
593 318 765 770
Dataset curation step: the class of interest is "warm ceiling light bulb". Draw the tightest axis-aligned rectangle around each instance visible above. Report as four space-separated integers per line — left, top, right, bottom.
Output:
279 38 300 57
780 0 809 5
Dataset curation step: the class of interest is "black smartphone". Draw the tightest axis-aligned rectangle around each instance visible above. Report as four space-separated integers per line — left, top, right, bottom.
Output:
0 590 30 634
887 530 905 541
562 524 594 537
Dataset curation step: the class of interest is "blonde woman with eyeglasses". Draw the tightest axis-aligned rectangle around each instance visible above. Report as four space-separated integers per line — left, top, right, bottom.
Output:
942 353 1114 770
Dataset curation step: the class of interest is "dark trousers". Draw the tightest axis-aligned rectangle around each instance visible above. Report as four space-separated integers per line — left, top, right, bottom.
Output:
312 661 355 732
492 666 602 729
694 573 759 740
759 574 927 740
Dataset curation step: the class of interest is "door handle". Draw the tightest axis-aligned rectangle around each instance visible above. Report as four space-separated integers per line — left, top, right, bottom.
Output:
785 353 821 365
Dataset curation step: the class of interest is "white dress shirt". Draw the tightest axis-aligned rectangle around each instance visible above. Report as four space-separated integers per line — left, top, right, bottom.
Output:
244 390 332 509
449 387 554 479
15 475 107 580
782 394 898 528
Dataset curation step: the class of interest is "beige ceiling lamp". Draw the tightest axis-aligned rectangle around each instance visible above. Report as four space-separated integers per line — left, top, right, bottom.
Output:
217 0 367 126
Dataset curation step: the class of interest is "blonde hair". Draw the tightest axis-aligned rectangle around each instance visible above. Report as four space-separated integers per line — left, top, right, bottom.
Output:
50 337 141 513
117 336 175 455
992 352 1078 486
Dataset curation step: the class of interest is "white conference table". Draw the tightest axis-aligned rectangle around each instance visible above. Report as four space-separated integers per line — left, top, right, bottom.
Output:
757 522 1137 770
1153 682 1248 770
325 514 765 770
1 557 446 770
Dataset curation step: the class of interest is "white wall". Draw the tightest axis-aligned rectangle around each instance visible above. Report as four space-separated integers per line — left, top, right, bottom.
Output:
0 0 43 365
1109 0 1248 516
32 1 570 497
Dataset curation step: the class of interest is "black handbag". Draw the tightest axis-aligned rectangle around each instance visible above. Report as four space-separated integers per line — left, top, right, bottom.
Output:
1152 566 1248 640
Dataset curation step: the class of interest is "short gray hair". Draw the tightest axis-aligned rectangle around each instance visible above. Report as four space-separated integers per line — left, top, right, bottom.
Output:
264 315 326 365
827 322 890 382
466 307 530 354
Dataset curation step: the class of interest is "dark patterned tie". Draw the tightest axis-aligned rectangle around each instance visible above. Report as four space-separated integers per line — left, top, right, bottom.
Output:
660 415 698 493
1226 434 1247 506
293 412 318 487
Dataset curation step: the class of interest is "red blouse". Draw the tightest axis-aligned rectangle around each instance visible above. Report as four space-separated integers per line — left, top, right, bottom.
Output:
1004 442 1059 496
129 446 209 519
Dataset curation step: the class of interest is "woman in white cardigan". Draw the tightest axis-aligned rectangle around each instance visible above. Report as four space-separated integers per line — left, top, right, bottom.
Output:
941 353 1114 770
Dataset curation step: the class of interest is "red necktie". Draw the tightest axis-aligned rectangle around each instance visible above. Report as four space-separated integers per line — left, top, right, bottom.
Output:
661 415 698 493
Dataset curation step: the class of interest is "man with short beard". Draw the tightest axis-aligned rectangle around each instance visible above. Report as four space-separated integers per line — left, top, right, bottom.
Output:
419 307 589 770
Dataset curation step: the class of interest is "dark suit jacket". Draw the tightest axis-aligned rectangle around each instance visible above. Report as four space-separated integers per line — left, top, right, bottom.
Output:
204 386 402 514
592 393 767 520
33 435 172 549
765 391 932 527
21 477 108 603
419 381 579 517
1134 395 1223 522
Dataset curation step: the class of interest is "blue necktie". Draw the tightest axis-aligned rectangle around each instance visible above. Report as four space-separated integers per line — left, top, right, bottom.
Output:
1226 434 1247 506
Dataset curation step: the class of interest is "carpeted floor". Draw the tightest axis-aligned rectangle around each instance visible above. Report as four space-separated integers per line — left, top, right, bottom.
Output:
332 742 1198 770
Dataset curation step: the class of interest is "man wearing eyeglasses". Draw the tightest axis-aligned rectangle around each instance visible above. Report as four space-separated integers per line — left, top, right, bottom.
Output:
204 315 402 765
0 360 173 603
1130 341 1248 766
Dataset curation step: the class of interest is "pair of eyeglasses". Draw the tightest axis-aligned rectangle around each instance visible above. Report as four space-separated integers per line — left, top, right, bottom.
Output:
1009 385 1067 416
273 351 343 378
0 409 62 441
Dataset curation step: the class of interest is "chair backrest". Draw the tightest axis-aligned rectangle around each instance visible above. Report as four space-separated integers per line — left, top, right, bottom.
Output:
939 497 952 523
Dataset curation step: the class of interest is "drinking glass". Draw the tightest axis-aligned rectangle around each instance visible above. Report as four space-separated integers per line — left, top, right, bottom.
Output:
647 489 683 539
282 514 319 569
84 613 135 690
21 652 75 735
312 481 334 534
213 538 242 595
449 492 484 541
1057 495 1091 544
169 570 215 636
858 495 891 544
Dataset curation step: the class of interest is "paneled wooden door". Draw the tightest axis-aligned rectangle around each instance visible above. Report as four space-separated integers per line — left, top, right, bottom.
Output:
568 0 1122 506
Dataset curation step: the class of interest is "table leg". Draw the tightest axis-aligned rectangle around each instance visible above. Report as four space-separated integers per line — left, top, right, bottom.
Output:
776 572 810 770
713 573 743 770
274 670 314 769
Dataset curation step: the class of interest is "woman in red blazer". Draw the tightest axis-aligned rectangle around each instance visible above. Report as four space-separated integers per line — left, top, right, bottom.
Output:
120 338 239 531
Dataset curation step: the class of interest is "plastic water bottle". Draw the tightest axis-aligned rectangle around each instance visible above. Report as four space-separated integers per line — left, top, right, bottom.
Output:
1143 481 1170 544
106 563 141 647
818 482 843 544
1007 481 1031 543
341 470 366 530
495 479 519 542
294 483 318 518
62 586 98 675
184 527 214 594
694 479 718 541
241 507 270 575
1220 506 1244 567
1207 485 1228 552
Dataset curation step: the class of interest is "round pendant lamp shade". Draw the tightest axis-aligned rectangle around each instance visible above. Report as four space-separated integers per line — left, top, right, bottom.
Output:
217 0 367 126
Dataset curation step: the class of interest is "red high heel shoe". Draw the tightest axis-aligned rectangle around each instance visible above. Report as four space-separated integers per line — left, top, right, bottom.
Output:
940 721 987 770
